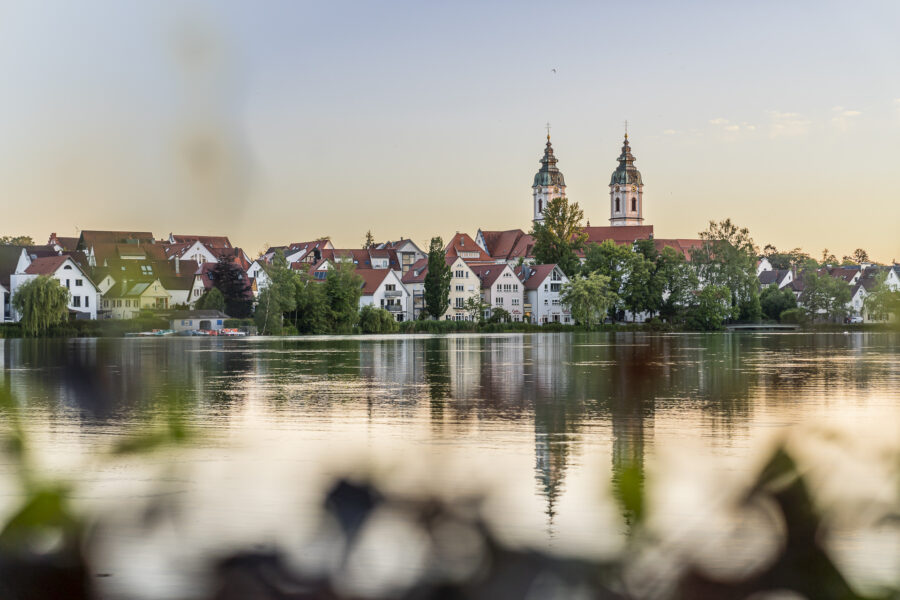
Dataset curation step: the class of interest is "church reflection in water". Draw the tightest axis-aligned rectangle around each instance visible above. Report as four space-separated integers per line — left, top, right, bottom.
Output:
2 332 891 535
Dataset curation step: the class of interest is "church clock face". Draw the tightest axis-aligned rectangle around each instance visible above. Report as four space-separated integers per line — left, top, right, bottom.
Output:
631 185 636 192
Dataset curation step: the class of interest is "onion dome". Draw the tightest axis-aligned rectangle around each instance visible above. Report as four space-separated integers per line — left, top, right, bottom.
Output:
610 134 643 186
533 135 566 188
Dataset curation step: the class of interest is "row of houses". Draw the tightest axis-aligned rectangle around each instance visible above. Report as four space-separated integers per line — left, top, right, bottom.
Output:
756 259 900 321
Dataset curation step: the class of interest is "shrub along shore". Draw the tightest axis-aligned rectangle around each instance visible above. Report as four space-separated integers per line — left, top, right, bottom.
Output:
0 319 896 339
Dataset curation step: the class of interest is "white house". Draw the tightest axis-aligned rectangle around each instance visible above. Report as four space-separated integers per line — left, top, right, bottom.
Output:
516 264 571 325
170 310 230 332
358 269 411 322
376 239 426 274
756 257 774 276
445 257 481 321
401 258 428 320
10 255 98 320
470 263 524 321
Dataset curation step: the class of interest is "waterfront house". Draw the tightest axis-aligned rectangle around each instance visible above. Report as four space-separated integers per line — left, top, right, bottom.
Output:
445 232 492 264
445 257 481 321
10 255 98 320
357 269 411 322
515 264 571 324
474 229 535 266
469 263 524 321
100 278 170 319
401 258 428 320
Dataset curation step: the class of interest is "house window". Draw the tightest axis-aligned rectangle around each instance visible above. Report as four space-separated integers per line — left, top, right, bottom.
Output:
75 279 83 287
512 298 519 306
72 296 81 307
85 296 90 308
455 297 464 308
385 284 395 291
550 283 561 292
495 297 503 306
456 285 463 292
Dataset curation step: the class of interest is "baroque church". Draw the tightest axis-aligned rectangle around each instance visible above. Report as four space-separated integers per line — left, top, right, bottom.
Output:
529 130 701 258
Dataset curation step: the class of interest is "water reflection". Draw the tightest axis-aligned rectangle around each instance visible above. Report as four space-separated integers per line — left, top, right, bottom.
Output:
2 333 898 541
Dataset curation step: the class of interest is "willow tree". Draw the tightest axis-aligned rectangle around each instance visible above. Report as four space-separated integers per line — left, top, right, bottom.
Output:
560 272 617 328
11 276 70 336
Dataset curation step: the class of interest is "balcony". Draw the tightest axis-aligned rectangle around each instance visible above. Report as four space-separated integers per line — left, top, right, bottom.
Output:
385 304 403 312
384 289 403 297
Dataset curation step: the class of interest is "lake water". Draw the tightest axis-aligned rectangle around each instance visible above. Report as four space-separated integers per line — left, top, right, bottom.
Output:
1 332 898 598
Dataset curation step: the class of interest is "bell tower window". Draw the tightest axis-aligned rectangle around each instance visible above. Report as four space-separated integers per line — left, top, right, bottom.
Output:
538 199 543 213
631 198 637 211
615 197 620 212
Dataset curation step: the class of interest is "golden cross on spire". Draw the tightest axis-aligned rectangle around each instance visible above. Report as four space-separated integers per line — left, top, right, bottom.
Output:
546 122 551 141
624 119 628 139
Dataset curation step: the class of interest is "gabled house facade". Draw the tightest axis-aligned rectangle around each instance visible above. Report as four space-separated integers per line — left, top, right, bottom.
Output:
515 264 571 324
469 263 524 321
445 257 481 321
10 255 98 320
358 269 412 322
376 239 426 273
100 278 170 320
401 258 428 320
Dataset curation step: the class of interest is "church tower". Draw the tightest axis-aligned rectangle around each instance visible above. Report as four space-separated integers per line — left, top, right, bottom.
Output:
609 133 644 226
533 133 566 224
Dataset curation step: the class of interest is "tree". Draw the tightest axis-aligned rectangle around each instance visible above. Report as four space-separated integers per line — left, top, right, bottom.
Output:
0 235 35 246
529 196 587 277
621 252 656 321
691 219 761 322
800 271 851 322
852 248 870 264
211 261 252 318
862 271 899 322
560 272 617 328
363 230 375 249
254 250 298 335
424 237 451 319
463 294 488 323
324 260 363 333
760 284 797 322
358 305 398 333
11 276 70 336
582 240 633 318
291 273 329 334
657 247 698 322
488 307 511 323
821 248 837 265
195 287 225 311
686 285 732 331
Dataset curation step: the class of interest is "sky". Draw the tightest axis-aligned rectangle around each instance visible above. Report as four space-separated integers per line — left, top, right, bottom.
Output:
0 0 898 261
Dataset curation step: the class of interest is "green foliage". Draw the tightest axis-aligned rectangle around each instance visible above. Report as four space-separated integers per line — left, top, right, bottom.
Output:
560 272 617 327
254 250 298 335
11 276 70 337
612 460 645 529
424 236 451 319
764 245 811 270
800 271 851 322
195 287 225 311
760 284 798 321
463 294 488 323
657 247 698 322
581 240 632 316
324 261 363 333
862 271 898 322
211 261 252 318
358 305 399 333
779 307 808 325
692 219 760 323
621 251 659 321
529 196 586 277
363 230 375 249
488 307 511 323
686 285 732 331
0 235 35 246
291 274 330 334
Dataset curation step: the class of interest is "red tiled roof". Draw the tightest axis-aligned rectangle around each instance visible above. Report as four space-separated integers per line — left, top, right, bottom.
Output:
582 225 654 246
356 268 393 295
469 264 512 289
653 238 704 260
444 233 492 262
514 264 559 290
79 231 154 247
24 255 70 275
402 258 429 284
171 234 232 248
479 229 535 261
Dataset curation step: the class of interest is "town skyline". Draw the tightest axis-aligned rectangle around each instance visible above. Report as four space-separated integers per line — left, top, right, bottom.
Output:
0 1 897 261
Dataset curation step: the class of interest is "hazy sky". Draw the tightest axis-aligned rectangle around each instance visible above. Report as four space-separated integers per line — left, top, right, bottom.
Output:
0 1 898 261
